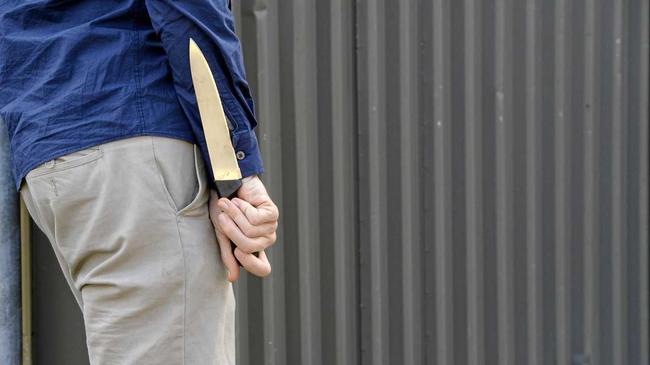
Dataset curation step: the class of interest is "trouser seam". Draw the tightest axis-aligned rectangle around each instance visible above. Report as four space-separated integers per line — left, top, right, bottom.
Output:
172 215 188 365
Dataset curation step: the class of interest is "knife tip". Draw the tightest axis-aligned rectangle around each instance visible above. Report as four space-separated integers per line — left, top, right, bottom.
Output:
188 38 198 52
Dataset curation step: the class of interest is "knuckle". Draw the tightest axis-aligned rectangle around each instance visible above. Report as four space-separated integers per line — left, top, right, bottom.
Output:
226 208 239 219
255 237 266 247
223 224 236 236
233 248 243 259
271 205 279 219
258 226 271 237
252 242 265 252
232 208 245 220
241 224 256 238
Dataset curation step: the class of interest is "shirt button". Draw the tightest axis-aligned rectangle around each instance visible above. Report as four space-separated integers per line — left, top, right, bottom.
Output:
236 151 246 160
45 160 55 168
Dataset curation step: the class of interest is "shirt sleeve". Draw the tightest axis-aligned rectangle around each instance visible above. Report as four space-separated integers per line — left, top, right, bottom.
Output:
144 0 264 183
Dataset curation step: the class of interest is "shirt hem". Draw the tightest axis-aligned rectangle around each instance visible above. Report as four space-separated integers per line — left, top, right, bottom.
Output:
15 131 196 191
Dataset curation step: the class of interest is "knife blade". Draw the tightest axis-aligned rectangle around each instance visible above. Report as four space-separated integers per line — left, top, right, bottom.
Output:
189 38 259 263
189 38 242 199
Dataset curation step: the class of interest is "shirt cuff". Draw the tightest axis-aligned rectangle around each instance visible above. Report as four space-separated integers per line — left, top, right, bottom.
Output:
232 128 264 178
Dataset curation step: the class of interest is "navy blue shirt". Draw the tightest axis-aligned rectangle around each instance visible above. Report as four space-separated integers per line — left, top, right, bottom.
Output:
0 0 264 191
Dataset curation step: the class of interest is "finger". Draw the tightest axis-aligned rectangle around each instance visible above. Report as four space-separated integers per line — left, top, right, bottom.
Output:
217 199 277 237
215 223 240 282
234 248 271 277
217 213 275 253
231 198 279 225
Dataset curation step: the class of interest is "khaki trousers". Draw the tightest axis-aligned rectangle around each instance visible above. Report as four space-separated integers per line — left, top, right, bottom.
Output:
20 136 235 365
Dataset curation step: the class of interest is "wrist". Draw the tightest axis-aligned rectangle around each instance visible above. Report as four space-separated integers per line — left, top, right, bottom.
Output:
242 175 257 183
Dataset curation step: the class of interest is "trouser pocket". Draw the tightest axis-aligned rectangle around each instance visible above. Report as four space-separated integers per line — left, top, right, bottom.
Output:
150 136 207 216
26 145 103 179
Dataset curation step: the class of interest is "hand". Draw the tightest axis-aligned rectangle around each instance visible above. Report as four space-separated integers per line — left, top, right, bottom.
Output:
209 176 279 282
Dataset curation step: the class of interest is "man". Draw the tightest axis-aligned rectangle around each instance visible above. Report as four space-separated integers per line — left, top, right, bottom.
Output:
0 1 278 364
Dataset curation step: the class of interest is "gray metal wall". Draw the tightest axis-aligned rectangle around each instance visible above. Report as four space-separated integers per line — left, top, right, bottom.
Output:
230 0 649 365
27 1 648 365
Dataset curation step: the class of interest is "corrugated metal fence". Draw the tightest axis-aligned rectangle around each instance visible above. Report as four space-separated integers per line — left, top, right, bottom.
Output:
25 1 648 364
229 0 649 364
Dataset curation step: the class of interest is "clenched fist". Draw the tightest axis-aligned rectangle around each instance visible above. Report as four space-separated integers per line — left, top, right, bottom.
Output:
209 175 279 282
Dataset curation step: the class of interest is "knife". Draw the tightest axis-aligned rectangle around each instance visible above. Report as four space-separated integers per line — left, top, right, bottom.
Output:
189 38 242 198
189 38 258 262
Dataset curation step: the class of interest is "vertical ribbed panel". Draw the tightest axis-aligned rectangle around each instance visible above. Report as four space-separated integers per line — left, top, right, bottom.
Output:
525 1 543 364
639 3 649 365
399 1 423 364
494 0 515 364
553 1 571 364
610 2 627 364
582 1 601 365
27 1 648 364
431 0 452 364
464 2 484 365
235 0 359 364
357 1 389 364
231 1 649 364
